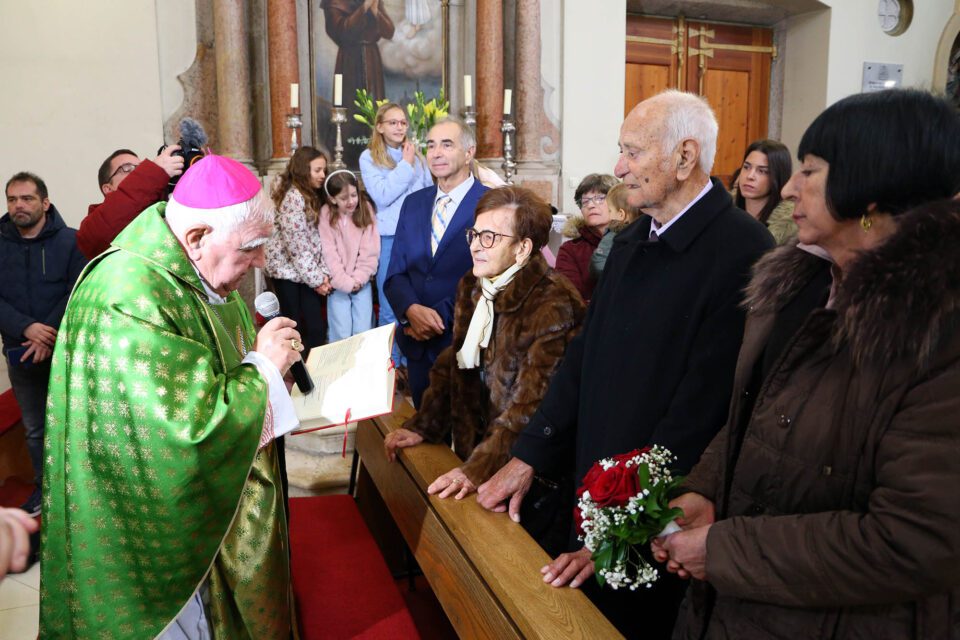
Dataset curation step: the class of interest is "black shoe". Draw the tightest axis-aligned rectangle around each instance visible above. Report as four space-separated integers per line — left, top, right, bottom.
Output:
20 487 41 518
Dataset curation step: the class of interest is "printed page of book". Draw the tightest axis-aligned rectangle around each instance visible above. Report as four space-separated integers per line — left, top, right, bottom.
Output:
291 324 396 430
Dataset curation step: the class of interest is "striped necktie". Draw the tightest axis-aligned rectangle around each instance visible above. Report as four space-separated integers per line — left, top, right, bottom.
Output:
431 195 453 255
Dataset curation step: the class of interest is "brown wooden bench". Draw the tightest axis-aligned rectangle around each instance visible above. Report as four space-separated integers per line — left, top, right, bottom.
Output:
354 400 623 639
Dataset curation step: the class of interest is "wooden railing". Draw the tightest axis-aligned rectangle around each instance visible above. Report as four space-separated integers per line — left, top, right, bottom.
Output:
355 402 623 639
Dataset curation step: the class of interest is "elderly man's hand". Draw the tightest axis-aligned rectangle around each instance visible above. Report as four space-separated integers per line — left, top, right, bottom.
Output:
541 547 594 588
428 467 476 500
253 317 303 375
155 144 185 178
0 508 38 580
476 457 535 522
383 428 424 462
405 304 444 341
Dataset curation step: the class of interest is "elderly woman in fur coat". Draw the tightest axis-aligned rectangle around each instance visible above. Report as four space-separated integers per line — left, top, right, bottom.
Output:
652 89 960 639
385 186 585 550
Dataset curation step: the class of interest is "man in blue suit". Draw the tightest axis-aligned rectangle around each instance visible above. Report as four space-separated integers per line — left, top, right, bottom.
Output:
384 117 489 407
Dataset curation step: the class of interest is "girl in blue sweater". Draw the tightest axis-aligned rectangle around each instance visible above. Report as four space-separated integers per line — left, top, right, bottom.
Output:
359 102 433 368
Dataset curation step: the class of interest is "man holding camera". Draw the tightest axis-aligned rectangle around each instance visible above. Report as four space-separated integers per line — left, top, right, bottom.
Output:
0 172 86 518
75 145 184 259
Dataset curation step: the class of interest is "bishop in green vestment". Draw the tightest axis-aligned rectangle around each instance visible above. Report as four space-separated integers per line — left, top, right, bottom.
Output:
40 155 305 639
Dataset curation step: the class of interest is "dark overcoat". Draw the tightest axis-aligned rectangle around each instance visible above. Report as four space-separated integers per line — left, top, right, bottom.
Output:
512 179 774 486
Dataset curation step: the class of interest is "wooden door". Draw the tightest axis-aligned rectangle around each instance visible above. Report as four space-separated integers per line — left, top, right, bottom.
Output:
625 15 774 185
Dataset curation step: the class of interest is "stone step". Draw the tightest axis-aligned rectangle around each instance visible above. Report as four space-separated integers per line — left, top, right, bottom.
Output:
285 445 353 497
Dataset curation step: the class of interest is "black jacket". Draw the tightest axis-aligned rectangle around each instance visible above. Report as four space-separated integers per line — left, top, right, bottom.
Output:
0 205 87 350
513 179 774 494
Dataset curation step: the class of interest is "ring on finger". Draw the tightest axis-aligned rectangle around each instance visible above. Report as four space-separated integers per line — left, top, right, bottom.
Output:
290 338 302 351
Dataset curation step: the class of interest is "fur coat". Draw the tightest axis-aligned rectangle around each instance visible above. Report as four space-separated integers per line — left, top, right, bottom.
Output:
675 200 960 640
404 253 585 485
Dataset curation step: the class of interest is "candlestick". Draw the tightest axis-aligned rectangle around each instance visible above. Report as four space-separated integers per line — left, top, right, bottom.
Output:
329 107 348 170
461 106 477 132
286 111 303 154
290 83 299 110
334 74 343 106
503 89 512 116
500 117 517 185
463 75 473 108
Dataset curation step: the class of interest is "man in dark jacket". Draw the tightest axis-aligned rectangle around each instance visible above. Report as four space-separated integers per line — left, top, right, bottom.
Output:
384 117 489 407
476 90 774 637
1 172 87 517
75 146 183 259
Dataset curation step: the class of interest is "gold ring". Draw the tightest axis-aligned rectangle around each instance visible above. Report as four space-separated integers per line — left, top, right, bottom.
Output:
290 338 301 351
451 478 462 485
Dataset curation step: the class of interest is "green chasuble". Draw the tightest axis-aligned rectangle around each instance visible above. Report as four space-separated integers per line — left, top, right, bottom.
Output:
40 204 294 639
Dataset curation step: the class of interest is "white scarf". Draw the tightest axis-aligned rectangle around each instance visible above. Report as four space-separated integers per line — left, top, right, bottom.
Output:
456 261 525 369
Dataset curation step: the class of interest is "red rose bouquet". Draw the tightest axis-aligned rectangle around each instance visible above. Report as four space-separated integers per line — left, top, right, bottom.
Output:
575 446 683 590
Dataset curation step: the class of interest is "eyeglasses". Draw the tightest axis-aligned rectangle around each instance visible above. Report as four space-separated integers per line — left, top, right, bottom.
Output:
382 119 408 128
579 194 607 207
107 162 137 182
465 228 514 248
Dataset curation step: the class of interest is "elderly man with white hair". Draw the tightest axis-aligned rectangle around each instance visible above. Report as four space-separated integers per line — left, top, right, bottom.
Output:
477 90 774 636
40 155 303 639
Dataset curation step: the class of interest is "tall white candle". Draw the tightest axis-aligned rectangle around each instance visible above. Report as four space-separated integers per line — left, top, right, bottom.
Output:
464 75 473 108
334 74 343 106
290 83 299 110
503 89 512 116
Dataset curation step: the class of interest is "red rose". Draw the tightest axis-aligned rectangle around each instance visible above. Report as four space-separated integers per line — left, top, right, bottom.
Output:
577 461 605 497
588 464 640 508
573 505 585 536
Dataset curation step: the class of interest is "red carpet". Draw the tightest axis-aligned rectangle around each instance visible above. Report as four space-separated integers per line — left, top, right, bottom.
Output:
290 495 425 639
0 388 22 435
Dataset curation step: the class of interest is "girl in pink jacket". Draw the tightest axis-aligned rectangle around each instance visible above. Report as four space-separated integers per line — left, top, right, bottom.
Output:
318 170 381 341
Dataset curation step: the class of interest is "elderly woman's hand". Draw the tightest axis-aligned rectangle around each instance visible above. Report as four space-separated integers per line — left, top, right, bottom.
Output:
383 428 424 462
659 524 711 581
652 492 715 564
428 467 476 500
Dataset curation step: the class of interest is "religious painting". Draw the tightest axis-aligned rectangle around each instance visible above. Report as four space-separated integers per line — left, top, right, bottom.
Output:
310 0 446 168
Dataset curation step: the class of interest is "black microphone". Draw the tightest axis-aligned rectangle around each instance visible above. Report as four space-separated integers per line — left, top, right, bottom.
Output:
254 291 315 394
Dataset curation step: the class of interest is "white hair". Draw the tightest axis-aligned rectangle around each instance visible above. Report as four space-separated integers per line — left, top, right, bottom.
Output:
430 116 476 150
651 90 718 174
165 188 274 240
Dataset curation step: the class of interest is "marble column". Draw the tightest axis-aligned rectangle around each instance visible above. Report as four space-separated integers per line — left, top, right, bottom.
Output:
476 0 503 158
515 0 541 161
448 0 465 110
268 0 300 161
213 0 254 164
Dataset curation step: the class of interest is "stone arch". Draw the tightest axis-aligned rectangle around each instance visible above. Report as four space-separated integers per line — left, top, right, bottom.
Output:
933 0 960 99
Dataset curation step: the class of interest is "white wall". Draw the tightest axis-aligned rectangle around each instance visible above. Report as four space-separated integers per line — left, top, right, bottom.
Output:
781 0 955 153
559 0 626 213
0 1 166 229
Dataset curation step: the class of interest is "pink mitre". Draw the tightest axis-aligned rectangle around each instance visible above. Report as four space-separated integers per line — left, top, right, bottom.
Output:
171 154 262 209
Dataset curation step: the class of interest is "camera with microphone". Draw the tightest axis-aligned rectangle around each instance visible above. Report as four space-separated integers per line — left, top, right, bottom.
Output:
159 117 209 189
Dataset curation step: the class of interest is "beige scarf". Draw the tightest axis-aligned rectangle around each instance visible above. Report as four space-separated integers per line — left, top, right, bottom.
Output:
456 262 524 369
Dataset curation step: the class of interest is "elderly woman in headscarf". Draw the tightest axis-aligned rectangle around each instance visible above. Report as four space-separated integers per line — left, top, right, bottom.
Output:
654 88 960 639
384 185 585 552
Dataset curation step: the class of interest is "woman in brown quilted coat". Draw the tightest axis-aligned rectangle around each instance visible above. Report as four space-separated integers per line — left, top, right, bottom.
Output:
654 89 960 639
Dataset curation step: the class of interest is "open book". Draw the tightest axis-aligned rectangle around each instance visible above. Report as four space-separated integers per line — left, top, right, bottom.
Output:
290 323 397 433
